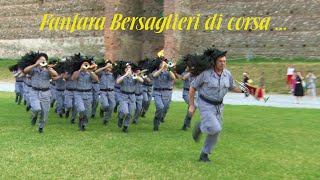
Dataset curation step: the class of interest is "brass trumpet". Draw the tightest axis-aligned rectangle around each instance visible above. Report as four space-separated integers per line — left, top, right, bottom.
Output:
131 69 148 79
39 60 48 67
82 62 91 69
235 80 270 103
168 61 175 68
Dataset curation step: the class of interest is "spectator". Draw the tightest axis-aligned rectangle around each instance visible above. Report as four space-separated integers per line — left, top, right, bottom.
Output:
286 65 295 93
306 72 317 99
294 71 304 104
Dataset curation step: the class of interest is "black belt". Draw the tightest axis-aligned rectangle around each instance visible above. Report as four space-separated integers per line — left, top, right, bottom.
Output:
32 87 49 91
75 89 91 92
26 84 32 87
66 88 76 91
199 94 222 105
92 82 99 84
56 89 65 91
100 88 114 92
154 88 173 91
121 90 135 94
115 86 120 89
184 87 189 91
143 83 152 87
135 93 142 96
16 80 23 82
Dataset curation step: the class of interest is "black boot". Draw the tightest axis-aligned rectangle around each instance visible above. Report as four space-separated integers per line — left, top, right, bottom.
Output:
31 114 37 126
26 105 31 112
65 110 70 118
50 100 55 108
199 152 211 163
103 120 108 126
113 104 118 113
118 117 123 128
122 126 128 133
193 122 202 143
70 118 75 124
15 94 18 103
182 124 187 131
141 111 146 118
91 114 95 119
24 100 26 105
38 128 43 134
59 114 63 118
17 95 22 105
100 109 104 118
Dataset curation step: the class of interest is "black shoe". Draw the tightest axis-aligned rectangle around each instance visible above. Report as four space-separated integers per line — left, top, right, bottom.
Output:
132 121 137 124
80 124 86 131
26 105 31 112
50 101 55 108
62 109 65 114
100 109 104 118
118 118 123 128
122 126 128 133
38 128 43 134
24 100 26 105
113 105 118 113
193 122 202 143
141 112 146 117
71 119 75 124
15 95 18 103
103 120 108 126
31 114 37 126
59 114 63 118
91 114 95 119
182 124 187 131
160 118 164 123
153 126 159 132
199 152 211 163
65 111 70 118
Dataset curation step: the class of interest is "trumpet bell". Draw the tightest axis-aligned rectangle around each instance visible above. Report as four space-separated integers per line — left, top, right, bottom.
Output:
131 73 138 79
40 60 47 67
168 62 174 68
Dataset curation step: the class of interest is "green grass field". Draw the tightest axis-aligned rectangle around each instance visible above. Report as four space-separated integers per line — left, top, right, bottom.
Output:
0 91 319 179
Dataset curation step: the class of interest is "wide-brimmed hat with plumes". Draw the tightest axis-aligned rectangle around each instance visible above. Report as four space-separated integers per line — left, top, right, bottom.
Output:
188 54 212 76
175 54 197 75
203 48 227 65
63 53 84 74
111 60 134 78
8 64 18 72
17 51 48 69
147 57 167 73
52 59 65 75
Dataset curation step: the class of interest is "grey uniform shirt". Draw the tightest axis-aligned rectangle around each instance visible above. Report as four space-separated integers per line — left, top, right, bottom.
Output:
65 76 77 90
29 67 52 89
99 71 115 89
135 81 144 95
55 77 66 90
152 70 174 98
75 72 93 90
182 71 195 96
191 69 236 102
118 76 137 93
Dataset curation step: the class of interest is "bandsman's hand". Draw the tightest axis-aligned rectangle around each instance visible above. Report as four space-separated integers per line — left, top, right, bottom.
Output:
188 105 195 117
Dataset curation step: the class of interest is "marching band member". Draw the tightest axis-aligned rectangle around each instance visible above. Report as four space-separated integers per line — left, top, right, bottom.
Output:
132 67 144 124
139 59 153 118
115 61 143 132
95 60 116 125
23 52 58 133
149 57 176 131
72 55 99 131
189 49 246 162
52 61 66 118
90 59 100 119
175 54 196 131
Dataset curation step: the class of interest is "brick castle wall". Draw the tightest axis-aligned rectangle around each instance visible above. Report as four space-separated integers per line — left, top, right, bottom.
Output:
0 0 319 60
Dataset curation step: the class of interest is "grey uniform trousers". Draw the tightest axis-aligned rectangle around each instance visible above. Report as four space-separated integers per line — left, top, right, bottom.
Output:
29 89 51 129
74 91 92 126
133 94 143 122
56 90 65 114
100 91 115 121
142 91 152 114
118 95 136 127
153 94 171 128
198 99 223 154
64 90 77 119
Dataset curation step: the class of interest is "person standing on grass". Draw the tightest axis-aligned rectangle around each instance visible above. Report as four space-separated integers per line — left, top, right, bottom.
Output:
188 49 247 163
23 52 58 133
306 72 317 99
